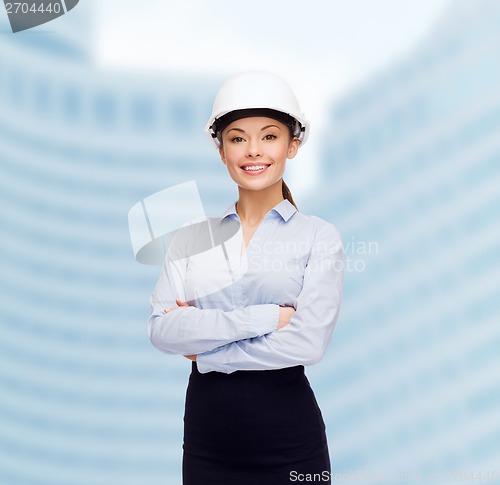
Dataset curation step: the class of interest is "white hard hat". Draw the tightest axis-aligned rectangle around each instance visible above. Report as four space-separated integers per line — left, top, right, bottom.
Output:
205 71 310 148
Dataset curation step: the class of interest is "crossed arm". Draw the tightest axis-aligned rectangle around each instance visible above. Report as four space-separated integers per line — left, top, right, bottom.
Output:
147 246 296 356
164 299 296 362
148 222 344 374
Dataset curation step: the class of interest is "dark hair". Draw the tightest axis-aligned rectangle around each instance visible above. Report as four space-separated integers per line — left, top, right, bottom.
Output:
216 109 299 211
282 179 298 211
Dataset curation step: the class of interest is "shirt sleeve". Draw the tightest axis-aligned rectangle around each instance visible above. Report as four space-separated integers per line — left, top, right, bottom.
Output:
147 224 280 356
195 221 344 373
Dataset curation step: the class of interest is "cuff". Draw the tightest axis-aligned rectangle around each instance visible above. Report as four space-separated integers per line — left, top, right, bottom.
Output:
196 348 223 374
246 303 280 336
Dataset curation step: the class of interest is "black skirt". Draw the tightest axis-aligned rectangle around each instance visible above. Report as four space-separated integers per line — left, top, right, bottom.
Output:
182 362 331 485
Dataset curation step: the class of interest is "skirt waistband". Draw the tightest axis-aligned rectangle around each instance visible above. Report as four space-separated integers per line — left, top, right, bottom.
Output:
191 361 305 383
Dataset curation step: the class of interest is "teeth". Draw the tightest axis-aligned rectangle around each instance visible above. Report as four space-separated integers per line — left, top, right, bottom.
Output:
243 165 269 171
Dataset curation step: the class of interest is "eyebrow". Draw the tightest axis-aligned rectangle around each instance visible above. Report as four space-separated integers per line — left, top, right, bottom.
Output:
227 124 281 134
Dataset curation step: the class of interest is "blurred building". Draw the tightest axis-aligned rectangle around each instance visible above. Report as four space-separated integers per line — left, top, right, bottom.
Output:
1 1 500 484
311 0 500 478
0 7 227 485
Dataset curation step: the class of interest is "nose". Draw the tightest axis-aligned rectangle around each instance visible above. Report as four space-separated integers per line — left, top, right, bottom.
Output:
246 138 262 158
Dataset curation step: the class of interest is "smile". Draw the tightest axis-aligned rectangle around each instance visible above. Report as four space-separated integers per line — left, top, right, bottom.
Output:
241 164 271 174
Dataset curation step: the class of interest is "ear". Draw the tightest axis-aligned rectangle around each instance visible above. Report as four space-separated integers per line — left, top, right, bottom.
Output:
218 146 226 165
287 138 300 160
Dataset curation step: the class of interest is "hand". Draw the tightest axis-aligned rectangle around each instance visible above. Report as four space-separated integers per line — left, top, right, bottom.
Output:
278 305 296 330
163 298 190 313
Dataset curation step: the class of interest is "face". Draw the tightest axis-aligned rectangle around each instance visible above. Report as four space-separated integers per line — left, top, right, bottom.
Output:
218 116 299 192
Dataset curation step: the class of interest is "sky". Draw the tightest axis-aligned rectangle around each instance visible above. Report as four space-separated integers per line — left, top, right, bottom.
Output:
92 0 452 194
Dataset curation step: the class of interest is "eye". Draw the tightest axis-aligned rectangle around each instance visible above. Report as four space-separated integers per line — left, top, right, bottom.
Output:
231 136 245 143
263 134 277 141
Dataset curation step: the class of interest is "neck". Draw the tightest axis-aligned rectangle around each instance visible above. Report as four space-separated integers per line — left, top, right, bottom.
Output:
236 181 284 225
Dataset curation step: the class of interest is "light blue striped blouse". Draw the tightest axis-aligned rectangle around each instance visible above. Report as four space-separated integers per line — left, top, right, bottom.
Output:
148 198 344 374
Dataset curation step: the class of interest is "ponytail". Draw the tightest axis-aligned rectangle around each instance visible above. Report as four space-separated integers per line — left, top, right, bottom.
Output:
282 179 298 211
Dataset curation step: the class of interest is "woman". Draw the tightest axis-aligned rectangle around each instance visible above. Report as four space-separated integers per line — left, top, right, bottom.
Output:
148 71 344 484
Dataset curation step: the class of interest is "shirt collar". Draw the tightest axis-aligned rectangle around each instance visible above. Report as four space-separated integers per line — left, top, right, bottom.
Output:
221 198 297 223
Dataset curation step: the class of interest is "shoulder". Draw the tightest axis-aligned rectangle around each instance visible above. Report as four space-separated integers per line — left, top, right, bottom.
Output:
291 211 342 245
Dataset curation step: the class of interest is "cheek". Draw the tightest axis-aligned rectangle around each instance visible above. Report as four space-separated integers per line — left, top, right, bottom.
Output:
225 147 247 167
269 145 289 162
224 155 242 172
